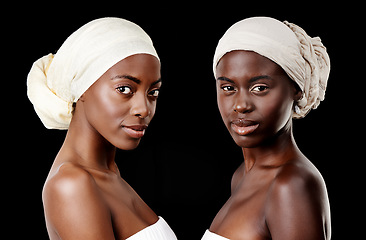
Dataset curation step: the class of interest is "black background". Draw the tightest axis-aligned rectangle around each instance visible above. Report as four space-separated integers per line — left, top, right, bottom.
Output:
5 2 361 240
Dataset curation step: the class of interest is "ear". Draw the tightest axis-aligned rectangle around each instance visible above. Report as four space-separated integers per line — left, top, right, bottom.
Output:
79 93 86 102
294 88 303 102
291 82 303 102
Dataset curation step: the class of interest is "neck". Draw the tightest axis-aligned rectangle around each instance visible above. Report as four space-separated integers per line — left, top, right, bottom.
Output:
60 105 117 172
242 120 301 173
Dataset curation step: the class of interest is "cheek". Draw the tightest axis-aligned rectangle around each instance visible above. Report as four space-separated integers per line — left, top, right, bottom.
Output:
258 91 293 131
217 93 229 119
150 102 157 118
217 92 234 132
84 87 129 129
103 94 128 119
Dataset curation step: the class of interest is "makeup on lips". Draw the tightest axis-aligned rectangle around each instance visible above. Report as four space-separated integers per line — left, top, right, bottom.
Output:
122 124 148 139
230 119 259 136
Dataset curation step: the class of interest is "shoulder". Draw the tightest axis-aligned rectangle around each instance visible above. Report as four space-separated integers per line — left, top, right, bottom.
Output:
42 162 106 218
42 162 114 239
265 159 331 239
43 162 97 201
269 159 328 204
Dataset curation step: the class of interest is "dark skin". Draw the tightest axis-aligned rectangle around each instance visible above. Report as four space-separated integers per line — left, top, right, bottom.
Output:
42 54 162 240
210 50 331 240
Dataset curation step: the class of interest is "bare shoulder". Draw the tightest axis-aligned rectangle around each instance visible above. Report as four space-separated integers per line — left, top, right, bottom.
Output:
43 162 97 201
271 159 327 195
42 162 114 239
265 159 331 239
268 158 330 215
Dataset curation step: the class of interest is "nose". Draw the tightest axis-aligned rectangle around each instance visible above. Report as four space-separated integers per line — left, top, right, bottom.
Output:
130 93 150 119
233 91 254 114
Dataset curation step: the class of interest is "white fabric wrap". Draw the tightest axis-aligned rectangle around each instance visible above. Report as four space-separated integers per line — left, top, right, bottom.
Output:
27 17 159 129
213 17 330 118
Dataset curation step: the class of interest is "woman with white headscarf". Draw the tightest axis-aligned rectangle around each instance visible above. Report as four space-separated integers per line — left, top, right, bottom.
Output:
27 17 177 240
202 17 331 240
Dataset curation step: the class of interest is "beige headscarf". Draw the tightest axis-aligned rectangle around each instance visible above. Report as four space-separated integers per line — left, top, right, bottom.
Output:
213 17 330 118
27 17 159 129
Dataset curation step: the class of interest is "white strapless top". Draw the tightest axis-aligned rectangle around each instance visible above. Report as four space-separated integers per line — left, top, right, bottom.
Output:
126 217 177 240
201 230 230 240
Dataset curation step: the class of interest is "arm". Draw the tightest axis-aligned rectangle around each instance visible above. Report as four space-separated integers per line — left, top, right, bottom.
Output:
265 169 330 240
43 164 115 240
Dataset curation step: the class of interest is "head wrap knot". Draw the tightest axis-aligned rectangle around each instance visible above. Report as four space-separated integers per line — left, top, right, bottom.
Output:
213 17 330 118
27 53 73 129
27 17 159 129
283 21 330 118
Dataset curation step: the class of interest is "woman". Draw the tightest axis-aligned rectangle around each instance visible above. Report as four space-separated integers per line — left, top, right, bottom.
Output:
202 17 331 240
27 18 177 240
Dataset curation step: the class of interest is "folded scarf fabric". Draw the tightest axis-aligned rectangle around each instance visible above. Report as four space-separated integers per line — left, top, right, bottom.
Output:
213 17 330 118
27 17 159 129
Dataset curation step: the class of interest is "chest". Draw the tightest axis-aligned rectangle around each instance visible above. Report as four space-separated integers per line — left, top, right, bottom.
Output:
94 175 157 239
210 173 274 240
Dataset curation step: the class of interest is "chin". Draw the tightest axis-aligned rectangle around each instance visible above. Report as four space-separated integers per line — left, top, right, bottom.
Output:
233 137 262 148
111 138 141 150
231 132 264 148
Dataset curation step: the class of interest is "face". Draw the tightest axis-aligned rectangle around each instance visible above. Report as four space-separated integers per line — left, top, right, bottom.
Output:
80 54 161 150
216 50 300 148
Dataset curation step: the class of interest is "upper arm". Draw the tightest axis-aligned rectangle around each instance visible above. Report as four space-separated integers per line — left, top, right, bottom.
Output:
265 169 330 240
43 165 115 240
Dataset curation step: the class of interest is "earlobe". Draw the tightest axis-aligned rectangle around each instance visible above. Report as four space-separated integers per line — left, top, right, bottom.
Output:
293 88 303 116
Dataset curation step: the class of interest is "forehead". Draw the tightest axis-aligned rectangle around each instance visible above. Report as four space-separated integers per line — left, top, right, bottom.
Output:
216 50 286 80
106 54 161 82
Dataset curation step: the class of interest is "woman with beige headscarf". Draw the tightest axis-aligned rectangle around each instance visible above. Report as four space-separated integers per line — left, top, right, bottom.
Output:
202 17 331 240
27 17 177 240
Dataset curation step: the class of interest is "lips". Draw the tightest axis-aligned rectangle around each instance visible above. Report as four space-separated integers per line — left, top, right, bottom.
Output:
230 119 259 136
122 124 148 139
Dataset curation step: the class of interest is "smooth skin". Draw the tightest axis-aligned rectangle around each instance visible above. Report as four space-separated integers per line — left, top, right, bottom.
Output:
42 54 162 240
209 50 331 240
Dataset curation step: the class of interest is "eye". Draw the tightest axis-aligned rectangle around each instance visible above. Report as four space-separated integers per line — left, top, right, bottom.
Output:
148 89 160 98
221 86 236 92
117 86 133 95
251 85 269 93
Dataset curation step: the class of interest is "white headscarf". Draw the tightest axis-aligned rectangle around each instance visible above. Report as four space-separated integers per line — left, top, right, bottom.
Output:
27 17 159 129
213 17 330 118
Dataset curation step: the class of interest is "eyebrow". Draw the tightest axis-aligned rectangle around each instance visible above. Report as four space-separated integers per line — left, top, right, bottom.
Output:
217 76 234 83
217 75 271 83
112 74 141 84
111 74 162 86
